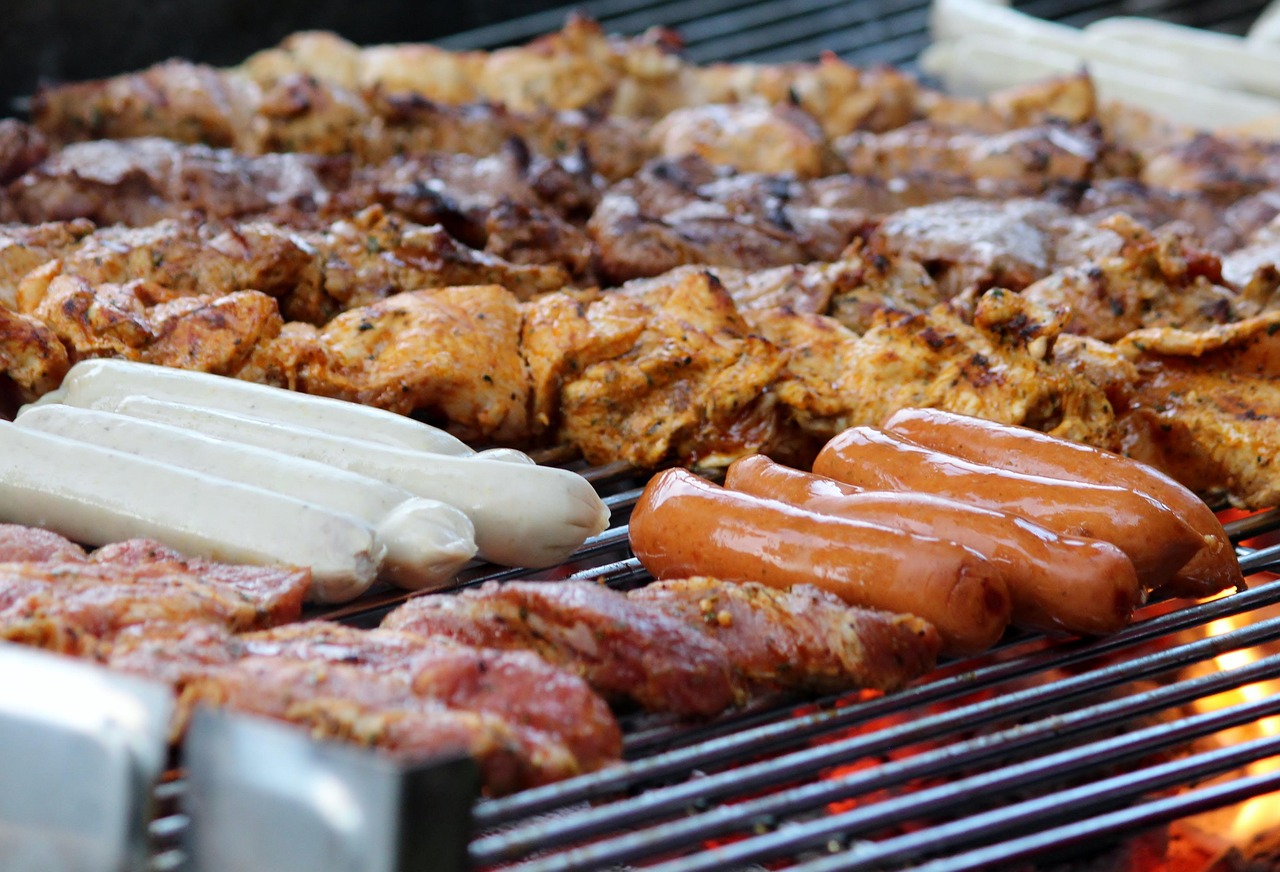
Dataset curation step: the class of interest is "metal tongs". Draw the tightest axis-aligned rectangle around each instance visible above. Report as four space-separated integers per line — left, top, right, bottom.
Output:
0 643 173 872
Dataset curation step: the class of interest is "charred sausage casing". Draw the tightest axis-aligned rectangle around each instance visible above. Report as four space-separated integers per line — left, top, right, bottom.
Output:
881 408 1242 598
629 468 1012 657
813 427 1206 593
724 454 1143 636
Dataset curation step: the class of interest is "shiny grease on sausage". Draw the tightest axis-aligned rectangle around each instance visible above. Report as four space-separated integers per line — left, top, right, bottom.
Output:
881 407 1242 598
629 468 1012 657
724 454 1143 636
813 426 1205 592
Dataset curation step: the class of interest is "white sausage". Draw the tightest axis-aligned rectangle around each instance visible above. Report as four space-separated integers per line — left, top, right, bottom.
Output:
102 397 611 568
14 404 478 591
34 358 474 456
0 421 381 602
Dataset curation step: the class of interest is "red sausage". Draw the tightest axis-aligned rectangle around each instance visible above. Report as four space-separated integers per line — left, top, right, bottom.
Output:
813 427 1206 593
629 468 1011 657
724 454 1143 636
881 407 1241 598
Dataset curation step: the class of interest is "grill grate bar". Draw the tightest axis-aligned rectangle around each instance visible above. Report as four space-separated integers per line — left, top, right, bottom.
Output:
474 529 1280 831
471 599 1280 866
506 650 1280 872
736 6 932 65
795 726 1280 871
909 765 1280 872
674 1 924 62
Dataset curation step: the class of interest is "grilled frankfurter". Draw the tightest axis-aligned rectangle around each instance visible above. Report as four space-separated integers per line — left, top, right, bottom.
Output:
37 358 474 456
813 427 1205 592
724 454 1142 636
629 468 1011 656
16 403 477 591
0 422 382 602
100 396 609 568
881 408 1242 598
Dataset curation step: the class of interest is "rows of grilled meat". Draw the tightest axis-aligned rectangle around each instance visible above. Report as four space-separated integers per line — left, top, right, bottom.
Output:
0 523 939 795
5 44 1280 509
3 182 1278 507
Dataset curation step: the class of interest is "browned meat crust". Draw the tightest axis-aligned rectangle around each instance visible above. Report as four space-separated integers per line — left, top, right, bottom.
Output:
627 578 940 695
0 524 87 563
382 579 743 717
100 619 623 793
239 622 622 772
0 558 308 654
382 577 941 716
180 655 580 794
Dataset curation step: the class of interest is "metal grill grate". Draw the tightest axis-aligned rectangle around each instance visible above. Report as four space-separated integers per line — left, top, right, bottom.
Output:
435 0 1264 69
136 1 1280 867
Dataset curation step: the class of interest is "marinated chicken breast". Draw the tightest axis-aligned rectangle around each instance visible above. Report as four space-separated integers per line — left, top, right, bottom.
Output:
1115 311 1280 508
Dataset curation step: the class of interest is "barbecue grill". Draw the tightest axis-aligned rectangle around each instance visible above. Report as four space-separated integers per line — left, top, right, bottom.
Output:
7 1 1280 870
136 466 1280 871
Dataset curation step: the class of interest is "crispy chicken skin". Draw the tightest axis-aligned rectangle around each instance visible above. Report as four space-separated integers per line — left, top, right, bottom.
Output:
0 305 70 401
1114 312 1280 509
1022 216 1245 342
383 579 743 718
530 270 785 468
628 578 940 695
750 290 1117 447
301 284 531 442
32 275 283 377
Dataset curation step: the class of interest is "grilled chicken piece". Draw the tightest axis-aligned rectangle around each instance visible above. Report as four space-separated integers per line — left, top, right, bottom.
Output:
4 208 562 327
870 197 1090 295
587 156 867 283
649 103 834 178
0 559 308 654
241 622 622 772
1022 216 1245 342
31 275 283 377
0 219 96 310
1114 311 1280 509
922 71 1097 133
751 290 1118 447
10 219 323 321
302 205 569 320
382 579 743 718
0 306 70 402
0 524 87 563
835 122 1101 201
6 138 341 227
618 243 941 333
527 270 785 467
628 579 940 695
352 153 599 281
240 18 924 138
1141 133 1280 203
32 60 261 149
298 284 530 442
180 656 580 794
